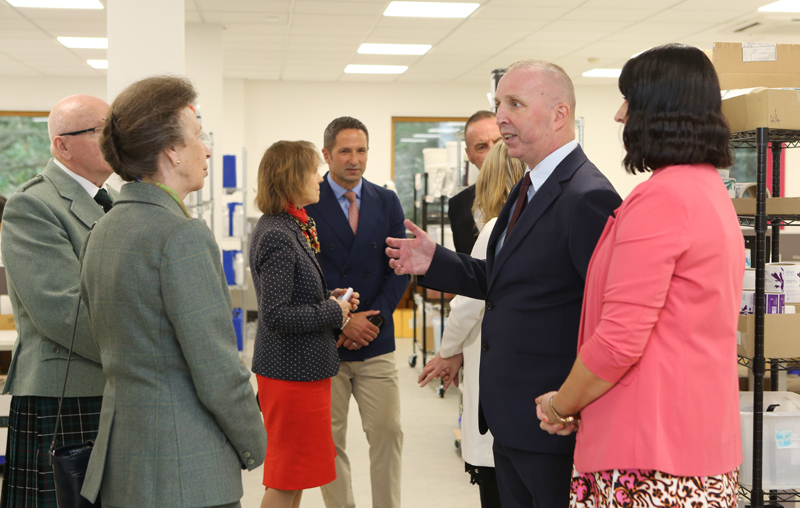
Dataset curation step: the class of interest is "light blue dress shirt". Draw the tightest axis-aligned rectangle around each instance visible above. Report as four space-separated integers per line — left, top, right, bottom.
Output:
327 173 363 219
495 140 579 254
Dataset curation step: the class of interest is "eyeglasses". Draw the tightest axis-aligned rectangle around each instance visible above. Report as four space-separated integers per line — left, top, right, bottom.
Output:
59 126 102 137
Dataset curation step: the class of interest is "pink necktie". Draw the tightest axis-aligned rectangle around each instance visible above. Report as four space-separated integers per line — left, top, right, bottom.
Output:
344 191 359 235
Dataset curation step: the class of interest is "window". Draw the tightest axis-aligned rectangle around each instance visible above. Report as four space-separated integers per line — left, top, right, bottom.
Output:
392 116 467 221
0 112 50 198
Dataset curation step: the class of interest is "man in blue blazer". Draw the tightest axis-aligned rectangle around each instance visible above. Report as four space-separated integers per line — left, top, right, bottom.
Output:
306 117 410 508
386 61 622 507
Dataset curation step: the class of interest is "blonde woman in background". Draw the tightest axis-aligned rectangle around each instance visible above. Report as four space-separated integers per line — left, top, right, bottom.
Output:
419 141 525 508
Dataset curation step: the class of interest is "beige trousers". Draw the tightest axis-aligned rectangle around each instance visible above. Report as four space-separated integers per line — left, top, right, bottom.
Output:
320 352 403 508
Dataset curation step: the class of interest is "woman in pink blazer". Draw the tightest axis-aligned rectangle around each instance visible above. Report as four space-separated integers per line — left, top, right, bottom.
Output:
535 44 744 507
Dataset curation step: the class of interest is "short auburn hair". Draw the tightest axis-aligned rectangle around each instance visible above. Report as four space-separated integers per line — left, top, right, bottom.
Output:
256 140 322 215
619 44 732 174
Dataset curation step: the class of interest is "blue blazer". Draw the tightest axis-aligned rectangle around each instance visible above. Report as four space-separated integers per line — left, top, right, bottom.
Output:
422 146 622 455
305 175 410 362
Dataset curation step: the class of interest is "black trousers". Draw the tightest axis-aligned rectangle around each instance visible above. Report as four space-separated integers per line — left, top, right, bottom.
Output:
465 462 502 508
492 441 572 508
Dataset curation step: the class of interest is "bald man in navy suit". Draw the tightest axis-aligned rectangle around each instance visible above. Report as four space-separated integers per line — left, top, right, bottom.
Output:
386 62 621 508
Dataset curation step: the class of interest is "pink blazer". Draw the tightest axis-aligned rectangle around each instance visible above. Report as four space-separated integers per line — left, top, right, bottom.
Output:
575 163 743 477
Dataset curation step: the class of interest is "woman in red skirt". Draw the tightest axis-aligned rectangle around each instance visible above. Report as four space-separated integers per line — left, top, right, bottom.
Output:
250 140 361 508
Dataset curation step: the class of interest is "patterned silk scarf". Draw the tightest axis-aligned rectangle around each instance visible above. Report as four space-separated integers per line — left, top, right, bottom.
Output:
285 202 320 253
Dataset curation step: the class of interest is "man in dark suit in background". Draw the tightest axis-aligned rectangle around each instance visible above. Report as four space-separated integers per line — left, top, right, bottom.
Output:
306 117 410 508
386 61 621 508
448 110 502 254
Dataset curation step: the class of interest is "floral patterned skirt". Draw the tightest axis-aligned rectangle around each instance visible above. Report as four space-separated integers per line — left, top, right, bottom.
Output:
570 466 738 507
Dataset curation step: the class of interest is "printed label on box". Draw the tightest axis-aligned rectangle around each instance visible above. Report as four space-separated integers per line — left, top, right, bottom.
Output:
743 42 777 62
775 430 799 449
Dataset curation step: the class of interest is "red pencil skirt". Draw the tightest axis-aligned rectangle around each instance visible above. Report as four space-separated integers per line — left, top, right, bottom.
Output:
257 375 337 490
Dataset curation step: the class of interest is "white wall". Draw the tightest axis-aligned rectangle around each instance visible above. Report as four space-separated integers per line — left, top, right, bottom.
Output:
0 76 106 110
5 74 799 228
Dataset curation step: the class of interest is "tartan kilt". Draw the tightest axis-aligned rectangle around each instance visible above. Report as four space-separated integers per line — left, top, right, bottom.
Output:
0 395 102 508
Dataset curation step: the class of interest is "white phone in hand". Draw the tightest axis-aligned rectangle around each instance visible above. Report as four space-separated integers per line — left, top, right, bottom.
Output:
338 287 353 301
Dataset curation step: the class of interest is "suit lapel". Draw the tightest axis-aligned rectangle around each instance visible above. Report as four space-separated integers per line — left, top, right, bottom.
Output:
284 213 326 283
313 177 355 249
42 161 104 229
490 146 587 282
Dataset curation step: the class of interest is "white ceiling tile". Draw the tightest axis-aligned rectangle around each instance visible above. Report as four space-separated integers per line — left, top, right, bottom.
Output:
457 17 548 32
291 13 375 27
37 21 106 34
559 7 659 23
543 19 631 33
474 5 571 20
292 1 385 16
204 12 289 24
622 21 717 35
195 0 292 13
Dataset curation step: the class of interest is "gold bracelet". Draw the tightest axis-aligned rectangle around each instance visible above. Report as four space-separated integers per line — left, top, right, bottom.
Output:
549 395 577 425
342 316 351 329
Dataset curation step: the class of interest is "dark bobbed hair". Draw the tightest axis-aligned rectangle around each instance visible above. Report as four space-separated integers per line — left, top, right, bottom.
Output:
100 76 197 181
618 44 732 174
256 140 322 215
323 117 368 152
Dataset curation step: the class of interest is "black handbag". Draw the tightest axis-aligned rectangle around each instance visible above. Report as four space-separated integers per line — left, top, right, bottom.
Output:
48 227 101 508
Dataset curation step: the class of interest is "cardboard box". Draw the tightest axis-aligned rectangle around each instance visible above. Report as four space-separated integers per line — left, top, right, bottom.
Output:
732 197 800 216
713 42 800 90
722 88 800 132
738 313 800 358
392 308 414 338
0 315 13 331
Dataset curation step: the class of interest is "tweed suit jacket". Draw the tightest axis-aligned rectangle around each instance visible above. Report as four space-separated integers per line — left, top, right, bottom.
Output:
0 159 113 397
305 175 410 362
79 182 266 507
422 146 622 455
250 211 342 381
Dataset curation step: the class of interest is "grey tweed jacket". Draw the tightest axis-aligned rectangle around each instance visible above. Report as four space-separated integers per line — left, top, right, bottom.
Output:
1 159 114 397
79 182 266 507
250 212 342 381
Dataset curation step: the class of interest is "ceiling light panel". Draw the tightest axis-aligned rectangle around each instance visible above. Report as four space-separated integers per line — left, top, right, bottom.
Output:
358 43 431 55
7 0 103 8
57 36 107 48
344 64 407 74
759 0 800 11
384 2 479 18
87 59 107 69
582 68 622 78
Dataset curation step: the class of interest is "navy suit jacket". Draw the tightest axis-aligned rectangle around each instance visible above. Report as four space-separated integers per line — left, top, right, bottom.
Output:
448 184 478 255
422 146 621 455
305 175 410 362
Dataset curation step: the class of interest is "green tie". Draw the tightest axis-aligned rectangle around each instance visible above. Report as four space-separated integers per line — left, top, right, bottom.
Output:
94 188 113 213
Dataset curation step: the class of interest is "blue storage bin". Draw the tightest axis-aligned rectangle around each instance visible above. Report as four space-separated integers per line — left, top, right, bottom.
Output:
222 250 241 285
232 308 244 351
223 155 237 189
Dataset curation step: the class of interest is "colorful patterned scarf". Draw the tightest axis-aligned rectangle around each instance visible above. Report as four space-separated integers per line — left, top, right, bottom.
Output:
285 202 320 253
